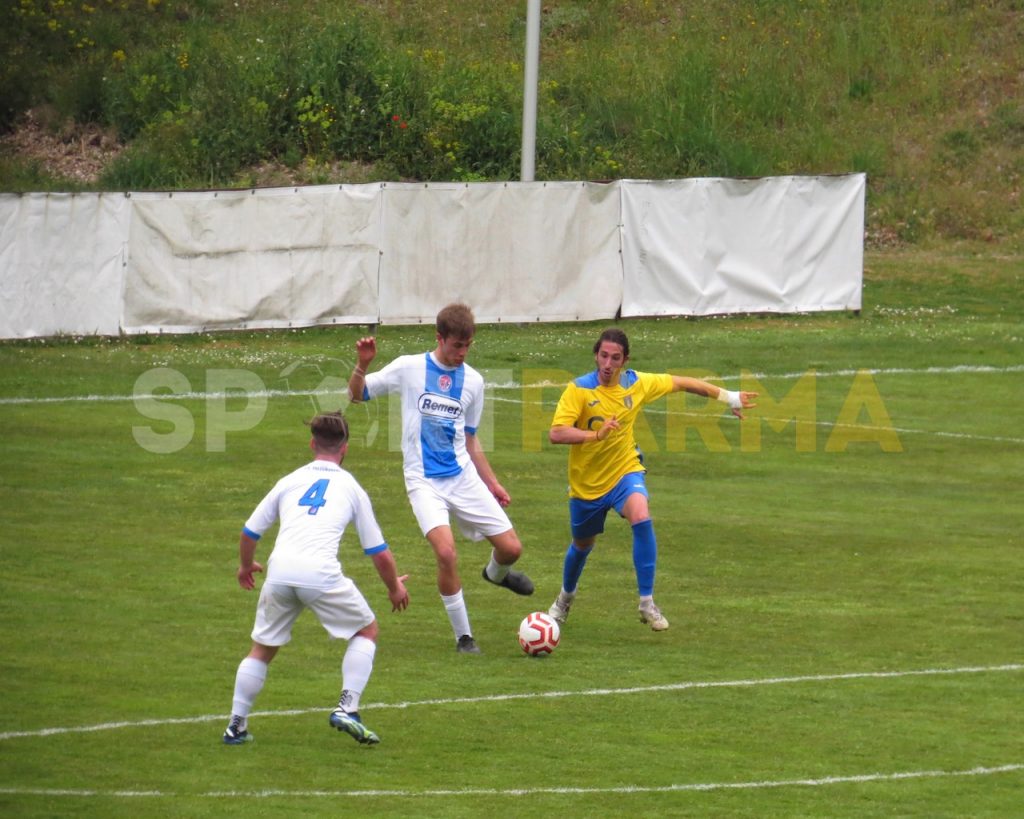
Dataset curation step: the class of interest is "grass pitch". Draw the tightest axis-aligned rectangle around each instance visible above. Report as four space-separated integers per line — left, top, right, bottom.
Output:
0 247 1021 817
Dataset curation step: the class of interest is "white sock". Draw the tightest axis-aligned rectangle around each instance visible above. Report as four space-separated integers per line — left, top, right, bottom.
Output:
339 636 377 713
441 588 472 640
231 657 268 728
484 551 510 583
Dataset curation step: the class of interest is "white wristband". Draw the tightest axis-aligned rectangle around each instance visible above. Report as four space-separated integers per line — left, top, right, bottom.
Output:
717 388 741 409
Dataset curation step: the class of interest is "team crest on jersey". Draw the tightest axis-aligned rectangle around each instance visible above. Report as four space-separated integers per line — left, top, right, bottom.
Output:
437 374 453 392
623 395 633 410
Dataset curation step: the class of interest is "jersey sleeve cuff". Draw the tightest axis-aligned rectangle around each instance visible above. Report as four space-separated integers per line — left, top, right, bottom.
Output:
241 526 262 541
363 542 388 555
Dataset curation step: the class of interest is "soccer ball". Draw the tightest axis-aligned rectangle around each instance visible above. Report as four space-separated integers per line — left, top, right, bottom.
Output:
517 611 560 656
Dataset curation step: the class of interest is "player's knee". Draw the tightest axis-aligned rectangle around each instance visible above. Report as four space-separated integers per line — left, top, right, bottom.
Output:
433 544 458 572
505 541 523 562
494 534 523 563
355 621 379 642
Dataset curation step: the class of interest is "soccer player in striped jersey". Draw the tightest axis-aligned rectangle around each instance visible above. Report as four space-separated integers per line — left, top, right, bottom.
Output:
347 303 533 654
547 328 757 631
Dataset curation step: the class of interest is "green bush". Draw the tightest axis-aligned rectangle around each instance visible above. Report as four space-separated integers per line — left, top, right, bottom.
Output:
420 62 520 180
100 117 201 190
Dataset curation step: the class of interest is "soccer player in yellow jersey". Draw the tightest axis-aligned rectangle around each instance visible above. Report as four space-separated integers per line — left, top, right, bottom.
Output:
547 328 757 631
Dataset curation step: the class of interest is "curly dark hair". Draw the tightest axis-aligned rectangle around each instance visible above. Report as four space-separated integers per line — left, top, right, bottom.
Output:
593 327 630 358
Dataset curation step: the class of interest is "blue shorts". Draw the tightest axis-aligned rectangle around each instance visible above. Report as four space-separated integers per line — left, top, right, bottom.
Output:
569 472 649 539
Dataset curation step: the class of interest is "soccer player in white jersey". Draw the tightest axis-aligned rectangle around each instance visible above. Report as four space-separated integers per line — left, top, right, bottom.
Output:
547 328 757 632
222 412 409 746
347 303 533 654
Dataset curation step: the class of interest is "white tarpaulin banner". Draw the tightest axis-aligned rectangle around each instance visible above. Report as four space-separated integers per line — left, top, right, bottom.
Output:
0 175 864 338
123 185 381 333
620 175 864 316
0 192 129 337
378 181 622 324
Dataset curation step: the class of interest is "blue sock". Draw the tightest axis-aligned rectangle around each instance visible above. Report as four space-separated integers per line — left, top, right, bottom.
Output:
632 519 657 597
562 543 591 593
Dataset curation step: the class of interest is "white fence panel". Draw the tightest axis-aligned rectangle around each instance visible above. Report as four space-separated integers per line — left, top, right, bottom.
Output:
0 192 129 338
122 185 381 333
377 181 622 325
620 174 864 316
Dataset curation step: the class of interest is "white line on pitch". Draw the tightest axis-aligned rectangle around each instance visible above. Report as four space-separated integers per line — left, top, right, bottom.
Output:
493 392 1024 446
0 763 1020 800
504 363 1024 389
1 663 1019 742
635 407 1024 446
1 363 1021 406
3 364 1020 445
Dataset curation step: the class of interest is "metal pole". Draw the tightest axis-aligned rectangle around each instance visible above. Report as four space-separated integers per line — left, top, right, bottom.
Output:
521 0 541 181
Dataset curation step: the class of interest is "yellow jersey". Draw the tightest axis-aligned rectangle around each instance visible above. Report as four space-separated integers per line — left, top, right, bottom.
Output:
551 369 674 500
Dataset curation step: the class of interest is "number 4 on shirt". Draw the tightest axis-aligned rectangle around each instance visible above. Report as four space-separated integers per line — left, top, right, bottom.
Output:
298 478 329 515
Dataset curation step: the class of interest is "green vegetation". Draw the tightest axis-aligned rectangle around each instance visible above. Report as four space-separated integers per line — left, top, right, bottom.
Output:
0 250 1021 815
1 0 1022 246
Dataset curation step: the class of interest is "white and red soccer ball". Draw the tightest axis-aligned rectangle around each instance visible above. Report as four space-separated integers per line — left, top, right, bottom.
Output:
517 611 560 656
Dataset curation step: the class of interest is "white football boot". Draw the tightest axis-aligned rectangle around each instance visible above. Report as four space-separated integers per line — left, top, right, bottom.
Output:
547 590 575 625
638 600 669 631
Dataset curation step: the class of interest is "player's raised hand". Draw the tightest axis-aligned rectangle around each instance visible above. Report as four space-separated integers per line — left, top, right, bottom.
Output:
354 336 377 368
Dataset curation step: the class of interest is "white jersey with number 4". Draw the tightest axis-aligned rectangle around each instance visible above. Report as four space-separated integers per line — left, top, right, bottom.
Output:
242 460 387 590
362 352 485 483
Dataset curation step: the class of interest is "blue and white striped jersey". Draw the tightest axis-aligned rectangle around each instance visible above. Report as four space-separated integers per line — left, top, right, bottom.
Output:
362 351 485 482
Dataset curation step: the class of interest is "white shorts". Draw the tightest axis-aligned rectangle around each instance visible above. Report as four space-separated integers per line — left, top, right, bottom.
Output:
406 464 513 542
250 578 374 646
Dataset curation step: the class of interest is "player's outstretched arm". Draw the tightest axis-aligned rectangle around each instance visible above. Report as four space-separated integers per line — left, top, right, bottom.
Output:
347 336 377 402
670 375 758 420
